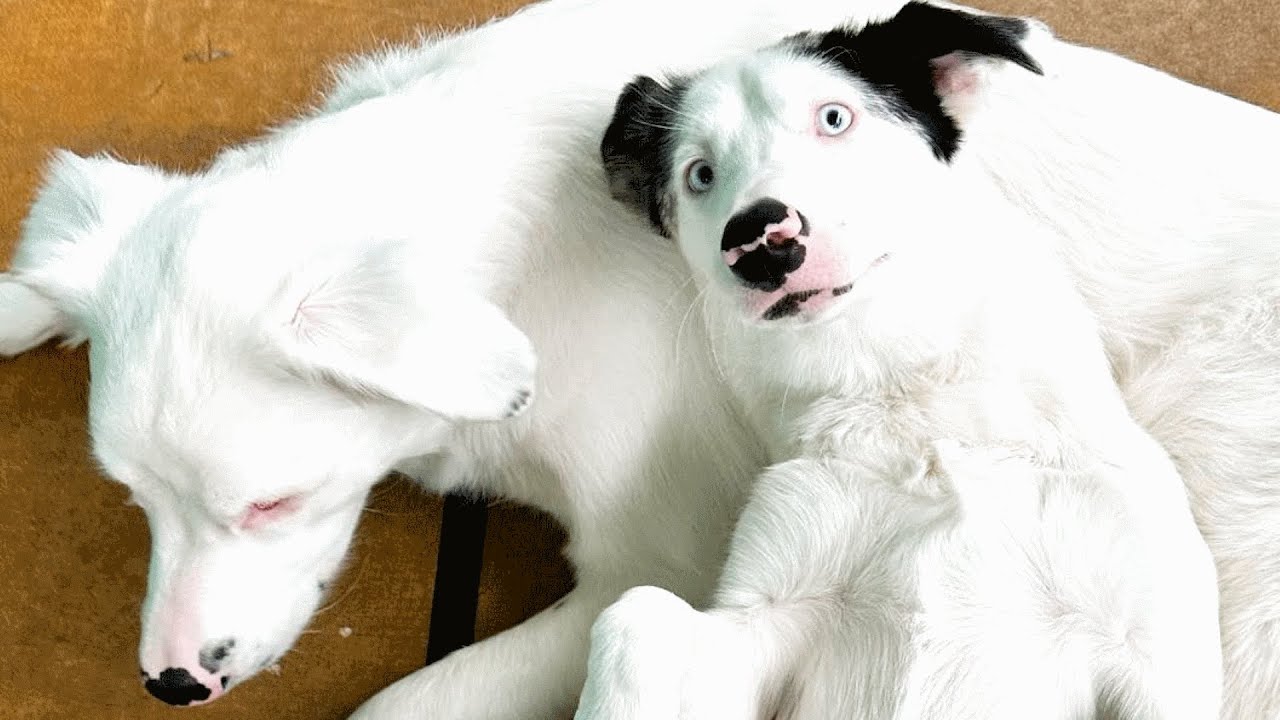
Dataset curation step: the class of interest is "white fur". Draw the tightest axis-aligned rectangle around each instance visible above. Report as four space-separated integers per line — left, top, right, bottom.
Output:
0 281 65 355
0 0 907 714
2 1 1277 717
578 26 1224 719
961 20 1280 720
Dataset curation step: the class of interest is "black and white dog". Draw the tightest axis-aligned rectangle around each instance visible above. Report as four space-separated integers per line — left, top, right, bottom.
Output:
2 0 1276 717
580 4 1280 717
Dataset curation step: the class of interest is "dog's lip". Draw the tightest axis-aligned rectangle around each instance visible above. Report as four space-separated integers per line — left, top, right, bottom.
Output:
761 288 823 321
759 253 890 321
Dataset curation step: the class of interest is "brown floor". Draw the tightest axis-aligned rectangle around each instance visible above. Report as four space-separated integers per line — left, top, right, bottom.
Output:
0 1 1275 718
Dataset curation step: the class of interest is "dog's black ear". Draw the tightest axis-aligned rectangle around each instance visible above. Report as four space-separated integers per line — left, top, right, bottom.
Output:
788 2 1043 160
601 75 687 237
876 2 1042 77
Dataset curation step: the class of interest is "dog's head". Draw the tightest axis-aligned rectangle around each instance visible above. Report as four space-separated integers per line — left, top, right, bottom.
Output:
602 3 1043 334
0 152 535 704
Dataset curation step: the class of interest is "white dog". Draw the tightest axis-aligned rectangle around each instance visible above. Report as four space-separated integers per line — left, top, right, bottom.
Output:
1 0 1277 718
0 0 907 714
580 4 1223 717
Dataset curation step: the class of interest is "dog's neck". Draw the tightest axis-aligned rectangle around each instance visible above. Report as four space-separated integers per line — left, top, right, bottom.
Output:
714 219 1133 471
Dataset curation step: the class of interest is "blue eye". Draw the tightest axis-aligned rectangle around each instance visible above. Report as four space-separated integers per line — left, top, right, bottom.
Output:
817 103 853 136
686 160 715 193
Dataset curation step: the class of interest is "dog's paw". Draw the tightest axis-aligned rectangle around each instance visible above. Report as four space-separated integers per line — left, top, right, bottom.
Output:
576 587 698 720
433 317 537 423
505 386 534 418
494 332 537 420
473 347 536 423
313 290 539 424
0 275 67 358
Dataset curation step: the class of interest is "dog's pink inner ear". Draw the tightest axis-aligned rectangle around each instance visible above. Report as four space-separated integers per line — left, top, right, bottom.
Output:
931 52 980 99
286 286 344 345
241 495 301 529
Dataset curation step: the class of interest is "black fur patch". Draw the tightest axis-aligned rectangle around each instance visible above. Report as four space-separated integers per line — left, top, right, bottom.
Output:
763 289 824 321
198 638 235 675
785 2 1043 161
601 74 691 236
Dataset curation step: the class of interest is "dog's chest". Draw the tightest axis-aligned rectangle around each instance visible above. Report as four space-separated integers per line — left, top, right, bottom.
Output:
791 375 1067 469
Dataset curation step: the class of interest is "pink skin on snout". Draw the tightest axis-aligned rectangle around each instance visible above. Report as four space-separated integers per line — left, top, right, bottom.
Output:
743 232 854 319
141 567 227 704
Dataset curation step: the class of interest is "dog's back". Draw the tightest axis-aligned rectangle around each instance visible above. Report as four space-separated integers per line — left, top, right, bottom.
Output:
955 23 1280 719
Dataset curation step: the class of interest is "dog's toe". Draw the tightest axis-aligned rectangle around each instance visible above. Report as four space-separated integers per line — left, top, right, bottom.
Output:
505 388 534 418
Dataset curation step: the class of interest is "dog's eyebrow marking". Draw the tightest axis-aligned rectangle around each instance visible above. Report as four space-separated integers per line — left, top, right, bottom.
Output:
737 65 773 118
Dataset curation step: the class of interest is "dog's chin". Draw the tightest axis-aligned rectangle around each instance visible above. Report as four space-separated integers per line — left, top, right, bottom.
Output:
216 646 288 693
751 286 852 325
741 253 890 326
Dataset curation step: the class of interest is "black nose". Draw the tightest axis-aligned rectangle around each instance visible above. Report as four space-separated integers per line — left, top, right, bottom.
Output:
143 667 212 706
721 198 809 292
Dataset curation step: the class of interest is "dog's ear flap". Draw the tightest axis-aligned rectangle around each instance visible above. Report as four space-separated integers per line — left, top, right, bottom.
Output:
885 2 1043 77
261 241 536 423
1 151 177 356
793 2 1043 160
601 74 687 237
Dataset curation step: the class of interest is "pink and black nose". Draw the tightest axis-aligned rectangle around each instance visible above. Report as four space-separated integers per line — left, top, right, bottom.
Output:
140 638 234 706
721 198 810 291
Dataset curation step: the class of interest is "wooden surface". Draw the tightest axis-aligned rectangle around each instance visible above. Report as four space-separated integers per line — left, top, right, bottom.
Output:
0 0 1275 718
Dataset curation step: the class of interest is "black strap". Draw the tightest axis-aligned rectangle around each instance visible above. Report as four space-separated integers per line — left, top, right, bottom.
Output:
425 493 490 665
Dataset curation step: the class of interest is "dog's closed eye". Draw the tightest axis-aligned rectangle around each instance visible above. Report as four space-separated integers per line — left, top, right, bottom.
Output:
240 495 302 530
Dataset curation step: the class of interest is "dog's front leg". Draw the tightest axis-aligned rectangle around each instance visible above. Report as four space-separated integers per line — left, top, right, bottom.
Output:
574 585 794 720
348 578 621 720
575 457 890 720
